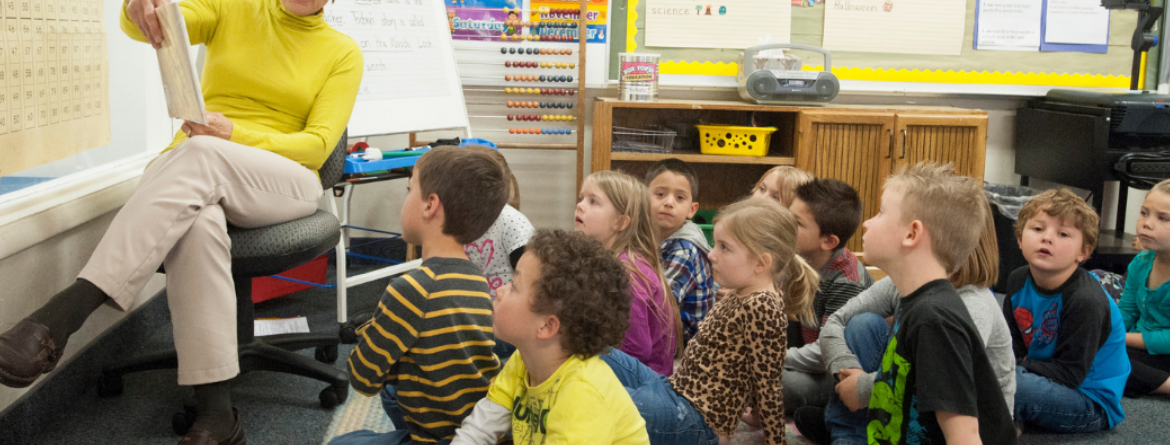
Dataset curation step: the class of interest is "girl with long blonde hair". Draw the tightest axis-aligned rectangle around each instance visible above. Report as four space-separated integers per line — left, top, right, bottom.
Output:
600 197 819 445
575 170 684 375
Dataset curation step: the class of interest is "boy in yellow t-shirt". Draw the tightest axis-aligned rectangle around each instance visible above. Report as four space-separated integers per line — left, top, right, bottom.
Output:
451 230 650 445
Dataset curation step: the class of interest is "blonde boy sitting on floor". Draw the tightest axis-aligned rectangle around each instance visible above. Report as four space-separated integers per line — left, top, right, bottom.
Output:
842 162 1016 444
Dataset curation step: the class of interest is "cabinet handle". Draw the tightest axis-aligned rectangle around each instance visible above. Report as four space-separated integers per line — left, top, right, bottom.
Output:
886 129 893 159
899 129 907 159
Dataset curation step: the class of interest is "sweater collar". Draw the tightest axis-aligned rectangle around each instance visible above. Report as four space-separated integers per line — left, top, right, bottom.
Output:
273 0 328 31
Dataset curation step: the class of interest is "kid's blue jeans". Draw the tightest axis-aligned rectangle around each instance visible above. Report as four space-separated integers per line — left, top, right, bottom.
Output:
600 349 720 445
824 312 891 445
1014 366 1110 433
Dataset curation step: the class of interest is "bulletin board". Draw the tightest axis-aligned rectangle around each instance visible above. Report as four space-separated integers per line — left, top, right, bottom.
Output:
611 0 1138 89
0 0 111 176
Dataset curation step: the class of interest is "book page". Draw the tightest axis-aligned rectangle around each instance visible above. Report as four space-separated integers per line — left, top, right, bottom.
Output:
823 0 966 56
644 0 790 49
154 1 204 124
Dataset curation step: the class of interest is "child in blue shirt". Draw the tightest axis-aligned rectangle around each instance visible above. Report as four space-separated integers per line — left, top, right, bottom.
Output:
1005 188 1130 434
1120 179 1170 397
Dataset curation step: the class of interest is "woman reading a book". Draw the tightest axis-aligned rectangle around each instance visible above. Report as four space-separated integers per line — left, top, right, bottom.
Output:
0 0 361 443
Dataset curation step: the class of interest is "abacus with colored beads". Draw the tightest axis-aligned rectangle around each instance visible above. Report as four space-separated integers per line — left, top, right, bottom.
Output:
448 1 589 188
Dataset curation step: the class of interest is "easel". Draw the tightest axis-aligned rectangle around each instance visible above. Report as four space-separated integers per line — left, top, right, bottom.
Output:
330 0 592 326
329 127 473 325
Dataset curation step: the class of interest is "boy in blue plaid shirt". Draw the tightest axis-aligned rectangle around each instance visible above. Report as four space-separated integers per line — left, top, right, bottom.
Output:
645 159 717 344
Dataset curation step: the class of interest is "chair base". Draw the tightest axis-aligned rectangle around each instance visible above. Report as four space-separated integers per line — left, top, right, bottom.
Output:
98 333 349 410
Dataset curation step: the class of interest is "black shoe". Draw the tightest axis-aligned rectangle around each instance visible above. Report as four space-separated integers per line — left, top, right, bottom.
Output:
180 408 245 445
794 406 831 445
0 318 66 388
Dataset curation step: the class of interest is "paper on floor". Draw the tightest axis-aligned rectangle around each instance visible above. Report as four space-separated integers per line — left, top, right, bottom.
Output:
255 317 311 337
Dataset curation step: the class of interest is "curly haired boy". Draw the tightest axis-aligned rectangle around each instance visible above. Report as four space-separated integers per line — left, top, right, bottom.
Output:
451 229 651 445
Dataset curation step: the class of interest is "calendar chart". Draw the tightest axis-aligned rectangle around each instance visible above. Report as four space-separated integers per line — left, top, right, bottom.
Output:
1 0 109 176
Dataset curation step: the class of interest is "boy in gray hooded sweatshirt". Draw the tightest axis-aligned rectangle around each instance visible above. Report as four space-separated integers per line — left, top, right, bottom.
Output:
645 159 717 344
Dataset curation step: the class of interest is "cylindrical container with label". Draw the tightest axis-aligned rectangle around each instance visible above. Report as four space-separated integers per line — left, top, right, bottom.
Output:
619 53 660 101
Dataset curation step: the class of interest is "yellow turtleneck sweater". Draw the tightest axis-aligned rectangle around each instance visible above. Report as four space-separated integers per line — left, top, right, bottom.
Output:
121 0 362 171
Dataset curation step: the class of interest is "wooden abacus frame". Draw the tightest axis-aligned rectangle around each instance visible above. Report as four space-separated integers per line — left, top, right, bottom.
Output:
425 0 589 190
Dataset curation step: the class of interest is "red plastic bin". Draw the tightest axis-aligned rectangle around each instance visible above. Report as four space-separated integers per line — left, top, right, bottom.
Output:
251 254 328 303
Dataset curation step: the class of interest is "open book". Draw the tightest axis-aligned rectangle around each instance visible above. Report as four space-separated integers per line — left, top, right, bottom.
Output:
155 2 206 124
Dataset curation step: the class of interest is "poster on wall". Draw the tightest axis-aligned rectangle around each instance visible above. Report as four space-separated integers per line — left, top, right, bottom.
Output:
0 0 111 176
530 0 607 43
446 0 607 43
447 0 510 41
644 0 789 49
974 0 1042 51
822 0 966 56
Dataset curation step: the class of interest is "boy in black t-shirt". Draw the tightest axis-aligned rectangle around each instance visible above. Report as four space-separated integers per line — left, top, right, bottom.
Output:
834 162 1015 445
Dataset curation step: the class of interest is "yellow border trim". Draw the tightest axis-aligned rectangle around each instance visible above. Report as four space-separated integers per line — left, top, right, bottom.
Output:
627 0 1128 88
655 60 1129 88
627 0 639 53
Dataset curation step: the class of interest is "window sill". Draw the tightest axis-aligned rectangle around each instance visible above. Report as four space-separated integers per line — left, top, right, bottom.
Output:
0 153 156 260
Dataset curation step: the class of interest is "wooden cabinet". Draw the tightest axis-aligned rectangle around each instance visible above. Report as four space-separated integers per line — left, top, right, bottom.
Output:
795 110 987 252
592 98 987 254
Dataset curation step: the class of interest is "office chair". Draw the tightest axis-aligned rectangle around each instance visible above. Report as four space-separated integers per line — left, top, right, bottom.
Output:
96 132 351 434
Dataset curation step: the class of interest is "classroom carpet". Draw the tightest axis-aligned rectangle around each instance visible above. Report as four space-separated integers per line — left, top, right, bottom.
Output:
2 260 1169 444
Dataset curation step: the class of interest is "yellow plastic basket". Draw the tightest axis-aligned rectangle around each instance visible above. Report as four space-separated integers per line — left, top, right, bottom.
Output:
696 125 776 157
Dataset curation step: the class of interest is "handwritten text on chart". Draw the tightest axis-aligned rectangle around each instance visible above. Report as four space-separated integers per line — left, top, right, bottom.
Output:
323 0 451 102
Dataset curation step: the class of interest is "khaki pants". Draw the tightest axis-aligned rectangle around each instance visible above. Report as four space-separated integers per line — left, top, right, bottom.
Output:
79 136 324 385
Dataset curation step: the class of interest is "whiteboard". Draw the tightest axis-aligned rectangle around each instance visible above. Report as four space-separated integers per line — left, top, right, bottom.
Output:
324 0 469 137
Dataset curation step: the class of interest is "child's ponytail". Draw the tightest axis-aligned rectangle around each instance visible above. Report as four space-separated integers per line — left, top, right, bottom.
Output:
777 255 818 327
716 197 820 326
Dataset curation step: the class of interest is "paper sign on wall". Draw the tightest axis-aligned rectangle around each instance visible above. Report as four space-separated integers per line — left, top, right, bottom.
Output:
822 0 966 56
1044 0 1109 45
974 0 1042 51
644 0 790 49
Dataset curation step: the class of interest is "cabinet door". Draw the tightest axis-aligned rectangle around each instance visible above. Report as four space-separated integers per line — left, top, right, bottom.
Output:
892 113 988 181
796 110 895 254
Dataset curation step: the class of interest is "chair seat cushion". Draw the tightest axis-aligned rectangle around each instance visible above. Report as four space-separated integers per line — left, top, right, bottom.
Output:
229 210 340 277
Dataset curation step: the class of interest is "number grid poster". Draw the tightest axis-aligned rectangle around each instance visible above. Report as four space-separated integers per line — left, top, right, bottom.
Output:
1 0 111 176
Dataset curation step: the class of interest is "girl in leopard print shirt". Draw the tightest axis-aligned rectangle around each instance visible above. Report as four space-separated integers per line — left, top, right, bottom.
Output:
602 197 819 445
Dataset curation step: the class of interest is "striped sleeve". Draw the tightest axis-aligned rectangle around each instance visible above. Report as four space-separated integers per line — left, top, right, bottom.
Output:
814 280 868 328
347 270 429 396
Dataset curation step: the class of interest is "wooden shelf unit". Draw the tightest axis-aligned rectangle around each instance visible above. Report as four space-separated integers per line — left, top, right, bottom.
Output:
610 152 796 165
592 98 988 254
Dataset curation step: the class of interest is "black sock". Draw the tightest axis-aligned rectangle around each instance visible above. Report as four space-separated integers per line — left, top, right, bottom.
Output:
29 279 109 347
193 380 235 439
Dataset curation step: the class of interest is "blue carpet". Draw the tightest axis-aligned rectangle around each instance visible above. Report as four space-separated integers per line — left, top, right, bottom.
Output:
0 261 393 445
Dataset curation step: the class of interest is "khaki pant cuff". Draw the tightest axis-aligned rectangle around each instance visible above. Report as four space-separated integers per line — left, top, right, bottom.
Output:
177 361 240 386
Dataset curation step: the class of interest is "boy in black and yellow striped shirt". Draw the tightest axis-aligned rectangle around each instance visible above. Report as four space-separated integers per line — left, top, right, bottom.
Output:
336 146 510 445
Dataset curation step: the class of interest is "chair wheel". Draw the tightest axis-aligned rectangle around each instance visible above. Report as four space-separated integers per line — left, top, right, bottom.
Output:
172 410 196 436
315 345 339 363
339 324 358 344
96 372 123 398
320 385 347 409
